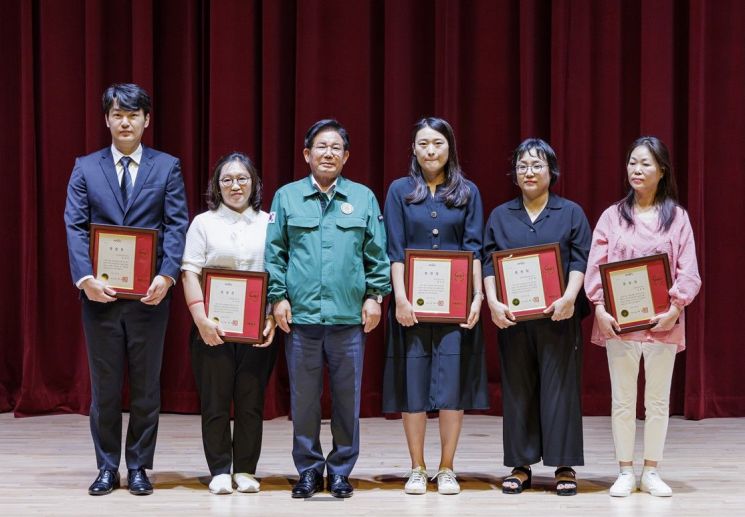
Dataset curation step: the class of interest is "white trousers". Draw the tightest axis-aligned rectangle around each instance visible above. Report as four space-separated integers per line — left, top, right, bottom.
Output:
606 339 677 462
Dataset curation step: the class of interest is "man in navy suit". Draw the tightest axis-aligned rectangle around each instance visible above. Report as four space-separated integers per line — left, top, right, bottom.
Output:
64 83 188 496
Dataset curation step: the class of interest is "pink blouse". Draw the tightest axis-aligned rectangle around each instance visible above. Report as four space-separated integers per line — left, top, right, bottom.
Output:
584 204 701 352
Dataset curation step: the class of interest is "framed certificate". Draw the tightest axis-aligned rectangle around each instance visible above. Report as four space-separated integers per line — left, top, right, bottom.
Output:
202 268 268 344
89 224 158 299
599 253 672 333
404 249 473 324
491 243 565 321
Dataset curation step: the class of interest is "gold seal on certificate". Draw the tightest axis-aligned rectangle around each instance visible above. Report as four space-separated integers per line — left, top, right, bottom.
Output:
491 243 565 321
599 253 672 333
202 268 268 344
89 224 158 299
404 249 473 323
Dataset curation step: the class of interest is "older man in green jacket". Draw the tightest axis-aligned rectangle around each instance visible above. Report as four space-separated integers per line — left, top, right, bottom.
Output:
265 119 391 499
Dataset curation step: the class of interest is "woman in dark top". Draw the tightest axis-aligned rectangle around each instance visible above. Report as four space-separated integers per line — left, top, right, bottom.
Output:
383 117 488 495
482 138 591 496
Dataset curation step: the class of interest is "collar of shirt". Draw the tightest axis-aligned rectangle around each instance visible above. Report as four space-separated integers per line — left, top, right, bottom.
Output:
507 192 564 211
216 202 259 224
310 174 338 199
111 144 143 183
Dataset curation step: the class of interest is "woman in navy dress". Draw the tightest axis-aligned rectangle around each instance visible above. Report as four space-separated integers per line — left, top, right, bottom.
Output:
383 117 488 495
482 138 591 496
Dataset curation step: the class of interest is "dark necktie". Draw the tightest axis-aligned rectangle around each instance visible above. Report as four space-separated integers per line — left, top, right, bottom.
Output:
317 186 334 213
120 156 133 207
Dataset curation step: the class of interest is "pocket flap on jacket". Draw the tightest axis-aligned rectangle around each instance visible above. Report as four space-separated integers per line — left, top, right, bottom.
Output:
335 217 366 229
288 217 320 229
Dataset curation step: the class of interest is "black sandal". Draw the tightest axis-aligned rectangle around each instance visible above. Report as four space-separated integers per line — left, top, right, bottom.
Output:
555 467 577 496
502 466 531 494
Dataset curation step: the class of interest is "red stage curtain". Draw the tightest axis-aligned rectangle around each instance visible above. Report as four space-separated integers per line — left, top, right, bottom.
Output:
1 0 742 419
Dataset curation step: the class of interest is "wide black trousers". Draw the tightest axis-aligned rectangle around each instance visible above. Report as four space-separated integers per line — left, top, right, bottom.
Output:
190 328 277 475
499 317 584 467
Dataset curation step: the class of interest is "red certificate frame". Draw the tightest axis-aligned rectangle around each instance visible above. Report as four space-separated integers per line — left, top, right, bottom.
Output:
89 224 158 300
404 249 473 324
599 253 672 334
202 268 268 344
491 243 565 321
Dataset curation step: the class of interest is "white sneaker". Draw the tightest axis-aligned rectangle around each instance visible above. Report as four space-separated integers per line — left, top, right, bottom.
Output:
609 470 636 497
404 466 428 494
640 469 672 497
435 468 460 495
233 472 260 493
209 473 233 494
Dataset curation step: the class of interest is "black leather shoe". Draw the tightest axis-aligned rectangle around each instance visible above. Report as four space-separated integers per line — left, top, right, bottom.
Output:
328 474 353 498
291 468 324 498
127 468 154 495
88 469 120 495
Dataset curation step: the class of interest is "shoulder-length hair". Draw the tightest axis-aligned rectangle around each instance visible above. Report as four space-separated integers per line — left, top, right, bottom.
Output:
405 117 471 208
206 152 262 212
617 136 679 232
509 138 560 186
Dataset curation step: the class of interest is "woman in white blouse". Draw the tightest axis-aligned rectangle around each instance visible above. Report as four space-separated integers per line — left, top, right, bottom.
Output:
181 152 277 495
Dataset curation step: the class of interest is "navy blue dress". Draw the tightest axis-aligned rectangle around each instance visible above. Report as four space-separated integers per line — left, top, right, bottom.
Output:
482 193 591 467
382 177 489 413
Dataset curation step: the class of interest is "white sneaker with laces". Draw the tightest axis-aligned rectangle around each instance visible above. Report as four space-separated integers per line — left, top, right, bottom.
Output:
404 466 428 495
435 468 460 495
609 469 636 497
233 472 260 493
640 469 672 497
209 473 233 494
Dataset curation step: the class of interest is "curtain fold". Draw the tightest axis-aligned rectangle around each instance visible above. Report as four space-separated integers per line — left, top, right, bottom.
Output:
1 0 742 419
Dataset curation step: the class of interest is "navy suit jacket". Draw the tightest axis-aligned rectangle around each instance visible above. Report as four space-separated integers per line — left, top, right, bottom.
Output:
64 145 189 285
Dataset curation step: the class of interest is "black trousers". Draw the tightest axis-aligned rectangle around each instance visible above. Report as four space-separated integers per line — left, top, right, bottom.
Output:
81 295 171 471
499 317 584 467
190 328 278 475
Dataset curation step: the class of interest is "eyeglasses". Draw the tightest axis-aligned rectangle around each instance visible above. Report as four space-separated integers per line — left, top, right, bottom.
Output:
312 144 345 156
516 164 546 175
220 176 250 187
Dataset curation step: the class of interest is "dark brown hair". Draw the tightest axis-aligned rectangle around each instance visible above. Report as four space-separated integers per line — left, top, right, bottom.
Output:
617 136 679 232
206 152 262 211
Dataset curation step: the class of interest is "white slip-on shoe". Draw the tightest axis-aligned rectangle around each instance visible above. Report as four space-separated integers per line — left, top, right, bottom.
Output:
404 466 428 495
435 468 460 495
209 473 233 495
233 472 260 493
640 469 672 497
609 469 636 497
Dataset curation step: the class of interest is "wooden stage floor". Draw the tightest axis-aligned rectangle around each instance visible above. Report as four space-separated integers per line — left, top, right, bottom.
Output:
1 413 743 516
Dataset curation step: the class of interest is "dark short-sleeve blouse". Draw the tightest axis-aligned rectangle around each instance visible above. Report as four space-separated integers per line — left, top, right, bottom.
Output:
384 177 484 260
482 194 591 280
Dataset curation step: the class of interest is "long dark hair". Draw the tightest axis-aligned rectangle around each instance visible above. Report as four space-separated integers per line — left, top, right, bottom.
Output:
206 152 262 211
405 117 470 208
617 136 679 232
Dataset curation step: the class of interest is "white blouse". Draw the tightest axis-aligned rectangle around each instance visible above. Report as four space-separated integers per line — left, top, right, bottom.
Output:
181 204 269 275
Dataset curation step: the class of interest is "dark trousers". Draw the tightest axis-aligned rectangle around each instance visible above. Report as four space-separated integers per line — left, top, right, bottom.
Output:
190 328 278 475
499 317 584 467
81 295 170 470
285 324 365 477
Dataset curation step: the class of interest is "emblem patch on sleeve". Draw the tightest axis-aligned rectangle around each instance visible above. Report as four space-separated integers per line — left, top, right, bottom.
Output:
268 211 276 223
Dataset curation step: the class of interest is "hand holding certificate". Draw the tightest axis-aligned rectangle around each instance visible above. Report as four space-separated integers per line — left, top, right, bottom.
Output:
89 224 158 299
404 250 473 323
599 253 672 333
202 268 268 344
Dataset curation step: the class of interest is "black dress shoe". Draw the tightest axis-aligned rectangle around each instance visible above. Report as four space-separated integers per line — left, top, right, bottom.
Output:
88 469 120 496
291 468 324 498
328 474 353 498
127 468 154 495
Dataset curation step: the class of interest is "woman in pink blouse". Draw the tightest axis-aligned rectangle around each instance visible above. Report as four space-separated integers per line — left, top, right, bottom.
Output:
584 136 700 498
